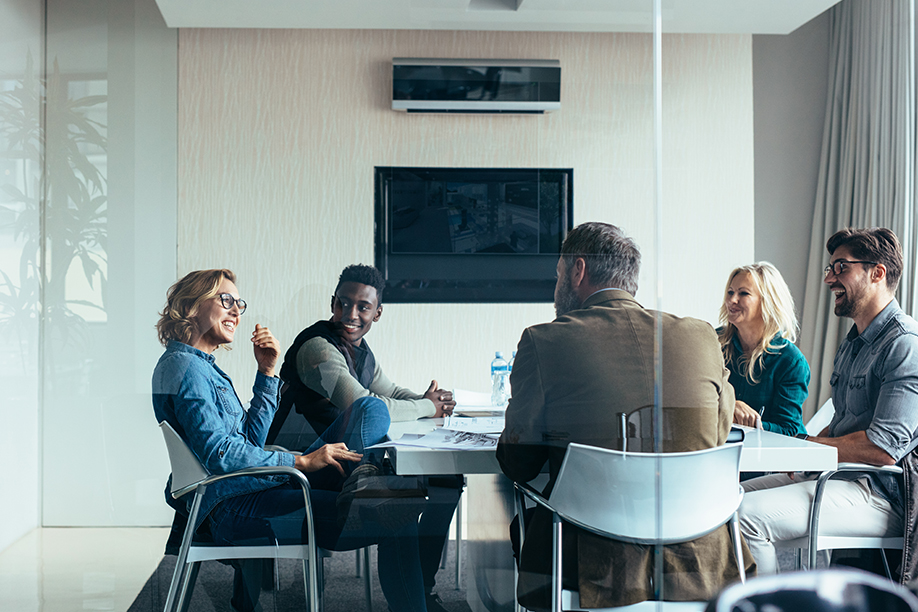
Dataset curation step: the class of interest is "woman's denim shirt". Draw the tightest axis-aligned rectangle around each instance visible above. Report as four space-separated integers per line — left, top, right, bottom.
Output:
152 341 293 530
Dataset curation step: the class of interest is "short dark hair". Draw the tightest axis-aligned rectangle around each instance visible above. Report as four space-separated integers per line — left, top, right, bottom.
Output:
826 227 902 291
560 222 641 296
336 264 386 304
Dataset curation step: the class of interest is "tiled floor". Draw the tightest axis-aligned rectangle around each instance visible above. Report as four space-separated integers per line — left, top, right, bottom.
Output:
0 527 169 612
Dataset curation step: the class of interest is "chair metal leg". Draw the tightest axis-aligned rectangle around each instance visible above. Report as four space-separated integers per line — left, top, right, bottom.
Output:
313 551 325 612
356 549 362 577
174 560 199 612
551 514 563 612
455 494 463 590
881 549 894 579
363 547 373 612
162 557 186 612
729 514 746 583
177 562 199 612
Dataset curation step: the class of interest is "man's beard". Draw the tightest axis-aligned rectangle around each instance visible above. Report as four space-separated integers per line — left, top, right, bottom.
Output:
834 296 853 318
554 275 581 318
832 284 860 319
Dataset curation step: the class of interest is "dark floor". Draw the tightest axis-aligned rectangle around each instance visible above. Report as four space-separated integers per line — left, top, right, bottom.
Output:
128 541 471 612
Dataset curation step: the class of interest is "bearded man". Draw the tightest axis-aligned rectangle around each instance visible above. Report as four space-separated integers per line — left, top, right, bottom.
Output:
740 227 918 576
496 221 753 609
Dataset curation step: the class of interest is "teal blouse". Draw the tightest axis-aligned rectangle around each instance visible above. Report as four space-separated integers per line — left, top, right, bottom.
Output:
722 333 810 437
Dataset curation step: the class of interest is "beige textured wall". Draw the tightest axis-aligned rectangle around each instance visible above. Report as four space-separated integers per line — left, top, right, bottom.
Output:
177 29 754 394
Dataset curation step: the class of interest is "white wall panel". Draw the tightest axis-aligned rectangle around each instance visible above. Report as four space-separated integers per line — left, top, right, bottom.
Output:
177 28 754 395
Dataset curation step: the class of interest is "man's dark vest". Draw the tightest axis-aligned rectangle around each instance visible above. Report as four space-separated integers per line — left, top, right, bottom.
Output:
269 320 376 440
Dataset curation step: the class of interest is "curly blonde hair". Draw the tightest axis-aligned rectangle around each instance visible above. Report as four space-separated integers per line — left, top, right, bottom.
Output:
718 262 798 384
156 269 236 347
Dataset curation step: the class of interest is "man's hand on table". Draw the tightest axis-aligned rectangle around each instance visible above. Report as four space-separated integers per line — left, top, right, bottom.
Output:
425 380 456 417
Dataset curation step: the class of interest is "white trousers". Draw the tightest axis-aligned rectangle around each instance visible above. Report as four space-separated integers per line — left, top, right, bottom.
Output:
738 472 902 574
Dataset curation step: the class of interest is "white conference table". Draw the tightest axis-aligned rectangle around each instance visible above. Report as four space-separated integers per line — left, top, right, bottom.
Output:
387 418 838 475
385 417 838 612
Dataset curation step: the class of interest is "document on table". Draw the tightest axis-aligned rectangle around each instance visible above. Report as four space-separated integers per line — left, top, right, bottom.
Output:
443 416 505 434
453 388 507 415
369 427 499 450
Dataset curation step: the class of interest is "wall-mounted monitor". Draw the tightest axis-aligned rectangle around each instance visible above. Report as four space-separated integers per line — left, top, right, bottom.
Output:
374 167 573 303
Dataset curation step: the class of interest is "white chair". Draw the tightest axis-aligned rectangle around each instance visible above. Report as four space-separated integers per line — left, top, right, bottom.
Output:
514 441 746 612
776 399 903 576
779 462 904 576
705 568 918 612
806 399 835 436
159 421 320 612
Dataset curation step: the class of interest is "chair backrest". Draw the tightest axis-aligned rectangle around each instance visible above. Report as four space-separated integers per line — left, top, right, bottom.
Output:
619 405 725 452
159 421 210 499
547 441 743 544
806 398 835 436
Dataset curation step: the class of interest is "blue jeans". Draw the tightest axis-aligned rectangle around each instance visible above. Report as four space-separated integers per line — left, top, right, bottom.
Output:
301 395 390 490
209 397 427 612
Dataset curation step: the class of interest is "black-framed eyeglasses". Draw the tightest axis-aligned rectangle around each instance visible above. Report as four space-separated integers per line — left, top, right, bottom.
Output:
823 260 877 278
218 293 247 314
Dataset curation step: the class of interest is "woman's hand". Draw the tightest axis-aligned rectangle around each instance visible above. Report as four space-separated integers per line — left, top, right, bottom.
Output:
294 443 363 476
251 324 280 377
733 400 763 429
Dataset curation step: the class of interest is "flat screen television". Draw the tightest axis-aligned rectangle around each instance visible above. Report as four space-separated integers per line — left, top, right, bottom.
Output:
374 167 573 303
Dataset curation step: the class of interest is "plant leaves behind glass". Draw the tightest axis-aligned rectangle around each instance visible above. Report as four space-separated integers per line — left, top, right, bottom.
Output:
0 50 108 350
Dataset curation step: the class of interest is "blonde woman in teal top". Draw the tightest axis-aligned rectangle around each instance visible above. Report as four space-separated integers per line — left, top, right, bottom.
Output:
718 262 810 437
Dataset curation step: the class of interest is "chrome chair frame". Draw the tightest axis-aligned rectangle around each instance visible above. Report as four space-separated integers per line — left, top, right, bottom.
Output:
779 462 905 576
513 441 746 612
160 421 320 612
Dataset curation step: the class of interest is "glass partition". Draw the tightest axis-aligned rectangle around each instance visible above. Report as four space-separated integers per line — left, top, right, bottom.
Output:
3 0 916 611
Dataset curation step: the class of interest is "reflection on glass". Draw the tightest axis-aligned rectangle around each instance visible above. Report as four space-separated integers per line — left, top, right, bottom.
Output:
0 52 108 355
45 67 107 332
0 51 42 375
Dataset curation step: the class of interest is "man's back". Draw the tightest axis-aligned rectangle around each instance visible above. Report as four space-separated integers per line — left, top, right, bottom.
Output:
498 289 742 608
499 289 733 481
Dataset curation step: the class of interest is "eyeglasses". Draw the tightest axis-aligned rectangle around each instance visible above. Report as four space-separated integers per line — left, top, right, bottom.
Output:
218 293 247 314
823 260 877 278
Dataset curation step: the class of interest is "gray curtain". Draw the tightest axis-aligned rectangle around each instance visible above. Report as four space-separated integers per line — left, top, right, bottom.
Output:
799 0 914 420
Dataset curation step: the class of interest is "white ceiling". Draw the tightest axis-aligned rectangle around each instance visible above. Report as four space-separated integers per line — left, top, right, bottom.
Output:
153 0 842 35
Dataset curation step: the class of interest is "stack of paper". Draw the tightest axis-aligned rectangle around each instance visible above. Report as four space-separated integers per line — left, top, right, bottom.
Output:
453 388 507 415
369 428 498 450
443 416 504 435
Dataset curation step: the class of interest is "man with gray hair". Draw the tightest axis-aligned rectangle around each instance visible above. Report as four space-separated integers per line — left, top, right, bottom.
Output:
497 222 752 609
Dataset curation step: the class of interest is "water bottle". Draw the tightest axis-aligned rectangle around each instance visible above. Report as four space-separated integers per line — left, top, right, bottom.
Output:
509 350 516 373
490 351 510 406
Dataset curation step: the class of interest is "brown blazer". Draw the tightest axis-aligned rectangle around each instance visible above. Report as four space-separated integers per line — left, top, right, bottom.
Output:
496 290 755 609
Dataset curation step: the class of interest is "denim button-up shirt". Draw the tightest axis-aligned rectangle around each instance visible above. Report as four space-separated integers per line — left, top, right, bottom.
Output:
152 341 293 530
829 299 918 506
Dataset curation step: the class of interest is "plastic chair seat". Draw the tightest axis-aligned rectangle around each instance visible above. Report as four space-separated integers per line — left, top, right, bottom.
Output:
158 420 321 612
562 590 707 611
514 441 746 612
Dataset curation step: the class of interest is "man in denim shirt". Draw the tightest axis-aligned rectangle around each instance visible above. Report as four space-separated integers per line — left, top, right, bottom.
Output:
740 227 918 574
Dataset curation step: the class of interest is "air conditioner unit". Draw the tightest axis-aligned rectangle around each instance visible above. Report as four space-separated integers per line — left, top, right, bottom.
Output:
392 58 560 114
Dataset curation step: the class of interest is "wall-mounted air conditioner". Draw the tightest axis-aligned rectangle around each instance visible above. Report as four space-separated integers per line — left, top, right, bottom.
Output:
392 58 560 114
